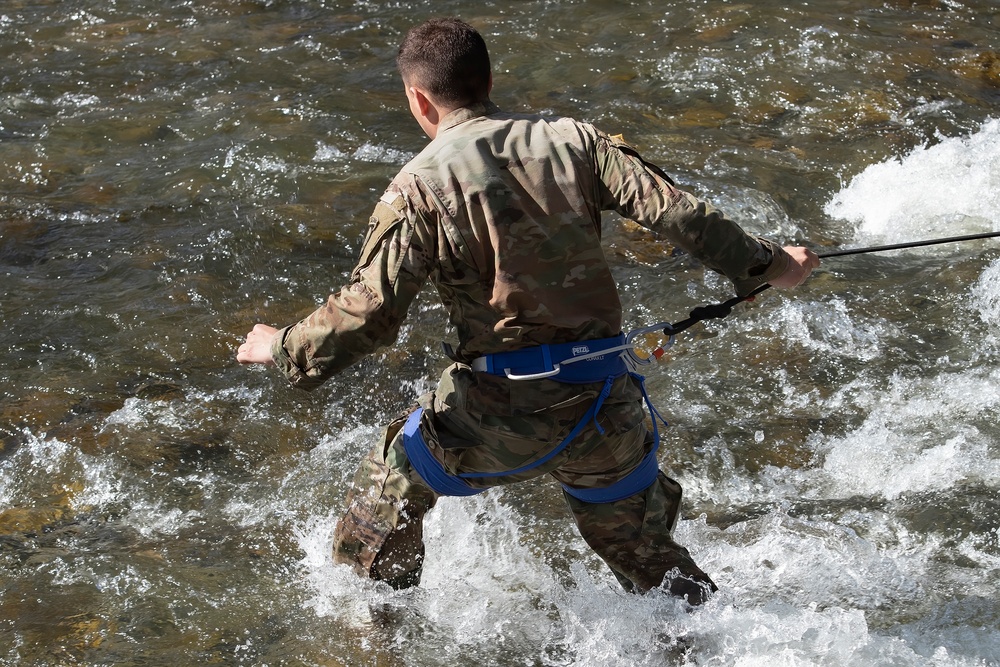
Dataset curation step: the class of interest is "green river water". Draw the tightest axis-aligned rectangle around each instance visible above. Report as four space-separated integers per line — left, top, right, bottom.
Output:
1 1 999 665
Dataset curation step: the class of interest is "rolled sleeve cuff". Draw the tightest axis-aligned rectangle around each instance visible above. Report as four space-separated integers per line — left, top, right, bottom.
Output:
270 325 326 391
731 238 791 297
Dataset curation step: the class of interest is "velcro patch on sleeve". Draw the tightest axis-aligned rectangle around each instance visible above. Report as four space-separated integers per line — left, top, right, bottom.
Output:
368 192 406 238
352 191 409 280
608 133 635 150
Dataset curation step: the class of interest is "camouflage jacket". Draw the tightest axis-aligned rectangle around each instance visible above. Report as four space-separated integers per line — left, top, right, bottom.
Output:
272 101 790 390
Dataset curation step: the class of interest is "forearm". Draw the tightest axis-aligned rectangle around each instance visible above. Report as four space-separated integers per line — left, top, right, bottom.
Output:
659 191 791 295
270 205 430 390
596 132 789 295
270 280 414 390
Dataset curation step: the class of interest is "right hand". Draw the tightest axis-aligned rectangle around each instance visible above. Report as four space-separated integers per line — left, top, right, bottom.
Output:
768 246 819 289
237 323 279 365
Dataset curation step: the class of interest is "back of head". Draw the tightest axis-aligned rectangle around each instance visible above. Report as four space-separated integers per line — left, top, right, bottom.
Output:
397 18 492 109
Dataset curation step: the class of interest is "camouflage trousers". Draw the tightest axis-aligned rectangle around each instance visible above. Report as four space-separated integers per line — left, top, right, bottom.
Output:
332 363 717 602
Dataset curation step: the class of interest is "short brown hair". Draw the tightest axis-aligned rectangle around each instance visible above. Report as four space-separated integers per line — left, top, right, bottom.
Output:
397 18 491 108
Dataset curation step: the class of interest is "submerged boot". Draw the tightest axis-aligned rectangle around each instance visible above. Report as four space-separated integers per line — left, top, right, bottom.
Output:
664 569 718 606
367 528 426 590
372 565 422 590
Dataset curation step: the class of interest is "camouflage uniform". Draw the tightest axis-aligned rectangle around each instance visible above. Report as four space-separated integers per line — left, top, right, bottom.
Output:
270 102 790 601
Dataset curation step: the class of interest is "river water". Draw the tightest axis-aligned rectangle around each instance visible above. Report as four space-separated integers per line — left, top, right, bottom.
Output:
1 1 999 665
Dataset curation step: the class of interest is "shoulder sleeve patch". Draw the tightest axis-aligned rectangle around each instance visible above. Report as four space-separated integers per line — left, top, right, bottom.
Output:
370 191 407 233
379 190 406 210
353 191 409 280
608 133 635 150
604 131 676 187
368 191 407 238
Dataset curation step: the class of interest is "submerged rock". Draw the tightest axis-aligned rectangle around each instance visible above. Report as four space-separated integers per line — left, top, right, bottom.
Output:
954 50 1000 87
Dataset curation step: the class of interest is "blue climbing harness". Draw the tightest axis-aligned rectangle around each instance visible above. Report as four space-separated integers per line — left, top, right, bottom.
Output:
402 333 669 504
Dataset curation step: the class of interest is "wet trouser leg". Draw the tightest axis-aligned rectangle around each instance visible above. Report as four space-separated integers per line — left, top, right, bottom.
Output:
332 366 716 601
332 414 438 588
332 421 716 601
563 470 717 604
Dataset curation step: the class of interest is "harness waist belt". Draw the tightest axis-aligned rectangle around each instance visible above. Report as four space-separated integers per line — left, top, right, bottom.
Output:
470 334 630 382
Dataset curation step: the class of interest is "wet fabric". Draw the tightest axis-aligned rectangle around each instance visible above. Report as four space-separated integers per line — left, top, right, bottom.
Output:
332 364 717 601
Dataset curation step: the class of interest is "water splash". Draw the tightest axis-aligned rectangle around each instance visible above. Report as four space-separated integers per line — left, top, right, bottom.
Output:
970 258 1000 344
825 118 1000 242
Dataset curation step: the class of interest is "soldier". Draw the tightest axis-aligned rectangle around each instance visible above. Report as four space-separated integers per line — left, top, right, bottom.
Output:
238 17 818 605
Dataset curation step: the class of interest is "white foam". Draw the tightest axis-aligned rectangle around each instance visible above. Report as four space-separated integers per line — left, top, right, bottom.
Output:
292 485 995 666
969 259 1000 354
776 118 1000 502
352 142 414 164
0 430 75 506
768 296 892 362
812 364 1000 500
825 118 1000 242
313 141 346 162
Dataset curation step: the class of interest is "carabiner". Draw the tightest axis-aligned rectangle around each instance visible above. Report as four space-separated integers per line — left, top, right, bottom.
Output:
624 322 676 367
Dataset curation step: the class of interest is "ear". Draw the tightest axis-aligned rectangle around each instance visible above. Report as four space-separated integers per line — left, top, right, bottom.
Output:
410 86 433 117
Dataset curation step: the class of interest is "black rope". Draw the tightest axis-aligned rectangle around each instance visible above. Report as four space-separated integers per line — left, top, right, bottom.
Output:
662 230 1000 336
816 230 1000 259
